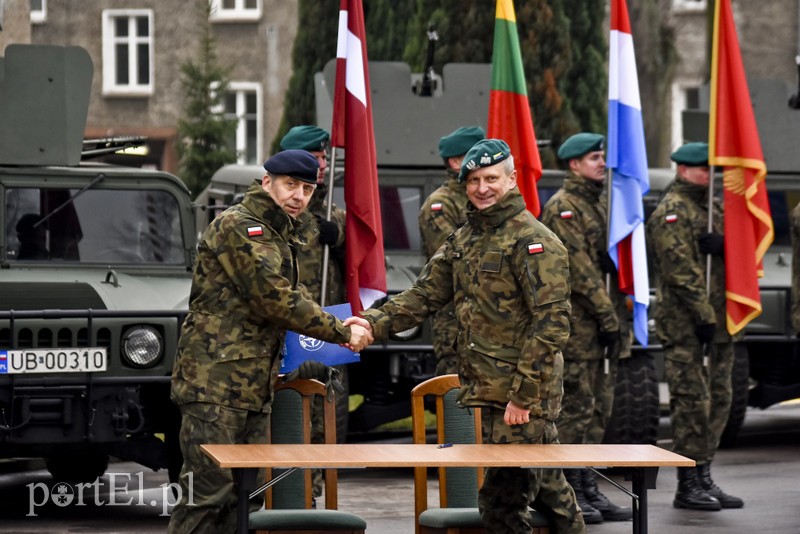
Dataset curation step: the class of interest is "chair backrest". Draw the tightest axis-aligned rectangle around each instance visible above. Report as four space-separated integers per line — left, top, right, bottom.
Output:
411 375 483 526
265 377 338 510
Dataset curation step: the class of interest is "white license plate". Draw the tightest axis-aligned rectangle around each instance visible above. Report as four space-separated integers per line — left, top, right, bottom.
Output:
0 348 107 374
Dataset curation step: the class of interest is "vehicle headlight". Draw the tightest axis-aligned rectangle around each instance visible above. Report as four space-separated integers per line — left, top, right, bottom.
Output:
122 326 163 367
391 325 420 341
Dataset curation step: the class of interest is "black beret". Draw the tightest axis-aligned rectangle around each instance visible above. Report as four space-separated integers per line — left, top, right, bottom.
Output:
280 125 330 152
438 126 486 158
263 150 319 184
557 132 605 161
670 142 709 166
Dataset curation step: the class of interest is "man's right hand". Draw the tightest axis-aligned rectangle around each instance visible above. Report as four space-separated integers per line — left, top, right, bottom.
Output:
598 329 621 358
694 322 716 344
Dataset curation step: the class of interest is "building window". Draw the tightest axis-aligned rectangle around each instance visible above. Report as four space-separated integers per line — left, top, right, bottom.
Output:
673 0 706 12
671 82 705 156
224 83 262 165
209 0 262 22
30 0 46 23
101 9 154 96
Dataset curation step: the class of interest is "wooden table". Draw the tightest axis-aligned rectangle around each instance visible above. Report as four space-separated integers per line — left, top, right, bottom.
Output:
201 443 694 534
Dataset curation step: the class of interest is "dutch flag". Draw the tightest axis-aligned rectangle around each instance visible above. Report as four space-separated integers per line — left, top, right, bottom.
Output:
607 0 650 346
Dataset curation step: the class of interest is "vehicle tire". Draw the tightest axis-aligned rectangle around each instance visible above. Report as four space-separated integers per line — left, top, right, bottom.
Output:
604 353 660 444
719 344 749 448
46 451 109 483
335 365 350 443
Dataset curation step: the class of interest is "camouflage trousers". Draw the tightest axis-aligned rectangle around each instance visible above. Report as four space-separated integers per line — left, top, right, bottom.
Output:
557 357 618 445
665 340 734 464
432 307 460 376
478 407 585 534
167 402 269 534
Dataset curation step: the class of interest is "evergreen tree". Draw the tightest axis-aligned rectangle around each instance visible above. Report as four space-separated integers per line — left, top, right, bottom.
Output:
561 0 607 137
270 0 339 154
176 1 237 198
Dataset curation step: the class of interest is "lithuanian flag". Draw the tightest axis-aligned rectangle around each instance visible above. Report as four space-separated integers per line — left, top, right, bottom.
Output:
487 0 542 217
709 0 774 334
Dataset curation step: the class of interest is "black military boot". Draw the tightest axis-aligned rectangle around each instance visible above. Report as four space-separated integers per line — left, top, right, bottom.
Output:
696 463 744 508
674 466 721 511
565 468 603 524
582 468 633 521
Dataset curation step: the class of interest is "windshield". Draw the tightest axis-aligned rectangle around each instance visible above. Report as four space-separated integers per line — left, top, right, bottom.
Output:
5 187 185 264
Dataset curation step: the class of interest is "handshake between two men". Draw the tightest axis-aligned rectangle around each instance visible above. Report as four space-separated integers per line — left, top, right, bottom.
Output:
341 316 374 353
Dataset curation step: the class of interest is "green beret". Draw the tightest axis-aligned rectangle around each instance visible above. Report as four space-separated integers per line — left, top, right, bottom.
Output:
557 132 605 161
670 142 709 166
458 138 511 181
279 125 330 152
263 150 319 184
438 126 486 158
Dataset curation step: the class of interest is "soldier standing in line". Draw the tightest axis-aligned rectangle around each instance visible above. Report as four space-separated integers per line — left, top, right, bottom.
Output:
279 125 349 500
539 133 631 524
347 139 585 534
646 142 743 511
168 150 373 534
418 125 485 375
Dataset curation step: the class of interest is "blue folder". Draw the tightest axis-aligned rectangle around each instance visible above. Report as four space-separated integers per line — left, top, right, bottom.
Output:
281 303 360 373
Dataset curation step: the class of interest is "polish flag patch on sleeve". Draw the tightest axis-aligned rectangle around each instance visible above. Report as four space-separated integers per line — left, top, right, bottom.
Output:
665 214 678 224
431 203 443 212
247 225 264 237
527 243 544 255
559 210 573 219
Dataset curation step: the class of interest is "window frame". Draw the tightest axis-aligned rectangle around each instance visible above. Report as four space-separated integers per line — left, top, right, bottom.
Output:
101 9 155 97
209 0 262 22
30 0 47 24
224 81 263 166
672 0 707 13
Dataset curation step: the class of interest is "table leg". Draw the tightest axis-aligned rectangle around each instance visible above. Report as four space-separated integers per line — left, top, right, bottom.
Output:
232 467 256 534
630 467 659 534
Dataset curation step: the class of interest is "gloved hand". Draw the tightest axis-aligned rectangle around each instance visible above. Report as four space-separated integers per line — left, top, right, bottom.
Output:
598 251 617 275
318 219 340 246
698 232 725 256
285 360 345 401
598 329 621 358
694 322 716 344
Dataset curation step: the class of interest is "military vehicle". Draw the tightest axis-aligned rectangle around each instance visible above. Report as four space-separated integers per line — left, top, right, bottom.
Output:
0 45 192 481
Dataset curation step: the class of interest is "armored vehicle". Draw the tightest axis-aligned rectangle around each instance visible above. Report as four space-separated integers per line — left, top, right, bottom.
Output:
0 45 192 481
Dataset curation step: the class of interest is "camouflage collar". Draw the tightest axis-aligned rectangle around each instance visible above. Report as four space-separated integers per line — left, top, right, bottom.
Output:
672 179 709 205
564 172 604 201
467 188 526 227
444 171 464 191
240 180 295 240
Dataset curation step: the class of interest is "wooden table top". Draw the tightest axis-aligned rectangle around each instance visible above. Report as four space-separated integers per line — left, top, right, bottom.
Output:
201 443 694 469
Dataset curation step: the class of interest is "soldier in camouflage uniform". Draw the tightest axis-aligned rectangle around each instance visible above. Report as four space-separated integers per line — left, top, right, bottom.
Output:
280 125 348 498
646 142 743 511
539 133 631 524
348 139 585 534
418 126 485 375
168 150 372 534
790 201 800 334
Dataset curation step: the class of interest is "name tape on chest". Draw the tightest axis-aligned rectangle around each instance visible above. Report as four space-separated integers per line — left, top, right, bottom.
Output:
527 243 544 255
559 210 574 219
247 225 264 237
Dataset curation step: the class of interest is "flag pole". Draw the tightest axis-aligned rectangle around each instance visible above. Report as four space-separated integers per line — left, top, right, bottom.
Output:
604 167 613 375
319 146 337 308
706 165 715 298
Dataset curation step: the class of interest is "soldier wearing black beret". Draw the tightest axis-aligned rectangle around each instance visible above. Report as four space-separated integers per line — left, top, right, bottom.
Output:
168 149 373 534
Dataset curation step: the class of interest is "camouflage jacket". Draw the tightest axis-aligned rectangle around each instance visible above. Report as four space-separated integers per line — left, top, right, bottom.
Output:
792 202 800 334
540 173 621 360
646 179 730 345
171 180 351 412
295 186 347 306
363 189 571 419
419 169 468 259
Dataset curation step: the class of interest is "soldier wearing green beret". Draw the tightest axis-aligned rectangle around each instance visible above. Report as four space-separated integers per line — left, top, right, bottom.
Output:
347 139 585 533
540 133 632 524
168 150 373 534
280 126 349 499
646 142 743 511
418 126 485 375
